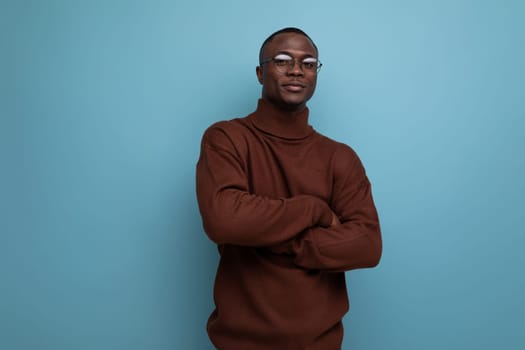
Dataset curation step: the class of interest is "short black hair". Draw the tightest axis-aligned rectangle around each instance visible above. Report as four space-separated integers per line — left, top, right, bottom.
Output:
258 27 318 64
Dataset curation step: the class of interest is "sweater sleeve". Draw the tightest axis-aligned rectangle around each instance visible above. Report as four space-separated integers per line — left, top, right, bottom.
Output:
278 146 382 272
196 123 333 247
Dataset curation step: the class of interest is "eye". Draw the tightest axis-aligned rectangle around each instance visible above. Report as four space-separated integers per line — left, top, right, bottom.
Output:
274 59 290 67
302 57 318 70
302 62 316 69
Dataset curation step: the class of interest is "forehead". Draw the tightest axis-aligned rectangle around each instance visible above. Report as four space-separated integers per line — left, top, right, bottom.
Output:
264 33 318 57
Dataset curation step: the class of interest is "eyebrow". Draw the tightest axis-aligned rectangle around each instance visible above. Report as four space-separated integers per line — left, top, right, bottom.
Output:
275 50 316 59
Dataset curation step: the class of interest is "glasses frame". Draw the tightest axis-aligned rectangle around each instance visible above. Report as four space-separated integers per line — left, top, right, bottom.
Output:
260 55 323 73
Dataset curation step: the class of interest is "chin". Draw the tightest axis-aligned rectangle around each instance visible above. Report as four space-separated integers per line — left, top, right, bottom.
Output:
280 93 306 104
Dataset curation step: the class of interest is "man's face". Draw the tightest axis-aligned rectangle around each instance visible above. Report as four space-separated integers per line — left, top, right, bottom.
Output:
256 33 319 112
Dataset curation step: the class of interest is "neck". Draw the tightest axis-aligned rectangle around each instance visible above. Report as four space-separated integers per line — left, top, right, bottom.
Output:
249 99 313 139
265 98 307 114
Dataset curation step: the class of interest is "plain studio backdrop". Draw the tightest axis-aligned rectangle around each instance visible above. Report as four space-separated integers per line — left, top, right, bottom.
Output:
2 0 524 349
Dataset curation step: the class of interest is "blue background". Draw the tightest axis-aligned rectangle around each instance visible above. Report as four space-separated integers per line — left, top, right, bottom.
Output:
2 0 524 349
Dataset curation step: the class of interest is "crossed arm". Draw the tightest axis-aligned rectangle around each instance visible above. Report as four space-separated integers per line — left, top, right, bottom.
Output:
196 125 382 272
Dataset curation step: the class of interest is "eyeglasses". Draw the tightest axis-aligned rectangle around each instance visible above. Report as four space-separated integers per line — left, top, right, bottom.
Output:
260 53 323 73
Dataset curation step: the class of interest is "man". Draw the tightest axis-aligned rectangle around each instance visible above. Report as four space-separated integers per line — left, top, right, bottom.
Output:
196 27 382 350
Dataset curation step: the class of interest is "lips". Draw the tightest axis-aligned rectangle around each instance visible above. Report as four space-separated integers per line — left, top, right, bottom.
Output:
282 81 306 92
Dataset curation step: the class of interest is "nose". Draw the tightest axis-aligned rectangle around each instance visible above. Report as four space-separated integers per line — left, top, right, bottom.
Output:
287 58 304 76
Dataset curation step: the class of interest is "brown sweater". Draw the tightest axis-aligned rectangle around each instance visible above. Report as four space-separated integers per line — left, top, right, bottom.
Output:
196 99 382 350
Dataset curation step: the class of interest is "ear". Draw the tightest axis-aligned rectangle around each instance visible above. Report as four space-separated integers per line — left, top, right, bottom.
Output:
256 66 263 85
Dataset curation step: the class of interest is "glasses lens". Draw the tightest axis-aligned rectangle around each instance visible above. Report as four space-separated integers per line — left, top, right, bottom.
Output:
266 54 321 73
302 57 318 71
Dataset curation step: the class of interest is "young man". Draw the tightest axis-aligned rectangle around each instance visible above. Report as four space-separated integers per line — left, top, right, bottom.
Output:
196 27 382 350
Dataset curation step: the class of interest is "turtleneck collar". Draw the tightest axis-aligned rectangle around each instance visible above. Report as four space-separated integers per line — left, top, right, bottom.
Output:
249 99 314 140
